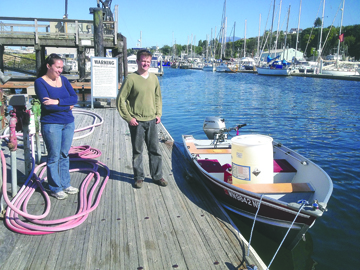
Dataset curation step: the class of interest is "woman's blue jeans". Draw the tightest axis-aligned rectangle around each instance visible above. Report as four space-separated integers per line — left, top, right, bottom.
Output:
41 122 75 193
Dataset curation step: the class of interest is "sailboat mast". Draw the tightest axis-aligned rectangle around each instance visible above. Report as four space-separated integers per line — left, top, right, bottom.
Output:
211 28 213 58
275 0 282 56
190 34 193 58
224 17 227 58
244 20 247 57
318 0 325 59
214 26 217 58
283 5 291 61
233 22 236 58
295 0 302 59
187 36 189 55
336 0 345 68
194 35 196 58
206 34 209 61
269 0 276 57
220 0 227 59
257 14 261 61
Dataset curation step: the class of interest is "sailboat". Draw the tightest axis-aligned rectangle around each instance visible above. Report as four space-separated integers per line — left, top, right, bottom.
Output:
257 0 292 76
321 0 360 76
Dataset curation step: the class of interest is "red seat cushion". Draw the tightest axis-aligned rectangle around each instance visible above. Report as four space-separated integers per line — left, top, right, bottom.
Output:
274 159 297 173
197 159 225 173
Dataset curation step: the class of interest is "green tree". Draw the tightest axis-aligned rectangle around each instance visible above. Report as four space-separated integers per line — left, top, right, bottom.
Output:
314 17 322 28
175 44 183 56
160 45 171 56
195 46 203 55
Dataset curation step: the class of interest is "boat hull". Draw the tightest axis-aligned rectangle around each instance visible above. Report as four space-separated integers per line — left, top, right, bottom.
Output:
322 69 359 76
257 67 290 76
203 66 215 72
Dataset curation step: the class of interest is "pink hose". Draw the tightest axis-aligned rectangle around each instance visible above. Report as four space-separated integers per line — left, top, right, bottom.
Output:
2 145 109 235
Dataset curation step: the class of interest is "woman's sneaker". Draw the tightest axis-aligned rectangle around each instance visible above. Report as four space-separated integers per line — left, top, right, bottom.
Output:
64 186 79 194
50 190 68 200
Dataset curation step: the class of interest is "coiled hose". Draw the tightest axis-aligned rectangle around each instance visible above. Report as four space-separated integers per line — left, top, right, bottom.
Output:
2 145 109 235
1 109 107 235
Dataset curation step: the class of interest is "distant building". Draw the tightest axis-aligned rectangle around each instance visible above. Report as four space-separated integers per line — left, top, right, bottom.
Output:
260 48 304 62
289 28 303 34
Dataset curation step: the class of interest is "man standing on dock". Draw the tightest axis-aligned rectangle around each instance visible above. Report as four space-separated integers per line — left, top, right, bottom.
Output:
116 49 167 188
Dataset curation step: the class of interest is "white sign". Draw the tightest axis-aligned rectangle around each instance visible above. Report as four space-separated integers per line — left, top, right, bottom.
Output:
90 56 118 108
81 40 92 46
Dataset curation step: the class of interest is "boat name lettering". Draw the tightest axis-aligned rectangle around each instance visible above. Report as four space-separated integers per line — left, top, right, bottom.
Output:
227 189 259 208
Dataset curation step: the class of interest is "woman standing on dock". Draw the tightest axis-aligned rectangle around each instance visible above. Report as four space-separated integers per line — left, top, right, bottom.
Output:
35 53 78 200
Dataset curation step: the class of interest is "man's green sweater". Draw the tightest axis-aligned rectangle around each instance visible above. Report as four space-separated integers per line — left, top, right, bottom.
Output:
116 72 162 123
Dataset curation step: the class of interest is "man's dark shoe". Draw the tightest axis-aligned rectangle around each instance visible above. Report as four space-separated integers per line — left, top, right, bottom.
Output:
154 178 168 187
134 179 144 188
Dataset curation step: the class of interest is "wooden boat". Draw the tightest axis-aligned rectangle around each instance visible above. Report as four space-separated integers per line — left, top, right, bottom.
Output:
182 117 333 249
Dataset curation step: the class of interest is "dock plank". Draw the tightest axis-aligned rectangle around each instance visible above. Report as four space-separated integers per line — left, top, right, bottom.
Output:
0 108 266 270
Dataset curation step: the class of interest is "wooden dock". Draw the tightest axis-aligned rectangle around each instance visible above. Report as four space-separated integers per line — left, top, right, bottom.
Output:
0 108 266 270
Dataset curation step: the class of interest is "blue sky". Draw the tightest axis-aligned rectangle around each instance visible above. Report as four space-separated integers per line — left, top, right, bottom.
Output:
1 0 359 49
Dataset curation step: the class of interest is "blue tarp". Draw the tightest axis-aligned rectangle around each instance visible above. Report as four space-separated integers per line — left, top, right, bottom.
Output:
282 59 290 66
267 55 280 63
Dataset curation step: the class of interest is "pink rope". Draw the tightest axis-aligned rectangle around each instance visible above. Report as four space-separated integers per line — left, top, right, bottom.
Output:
2 145 109 235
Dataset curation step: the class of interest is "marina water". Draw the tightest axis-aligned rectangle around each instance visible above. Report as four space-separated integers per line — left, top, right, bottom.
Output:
159 68 360 269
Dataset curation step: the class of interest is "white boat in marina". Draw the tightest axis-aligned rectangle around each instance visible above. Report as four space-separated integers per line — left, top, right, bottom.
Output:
179 61 191 69
182 117 333 250
321 68 359 76
216 63 230 72
317 1 359 77
216 62 237 73
127 55 138 73
190 63 204 70
203 62 215 72
240 57 256 71
257 63 291 76
321 61 360 76
189 58 204 70
294 59 317 74
257 67 291 76
257 55 292 76
149 55 163 75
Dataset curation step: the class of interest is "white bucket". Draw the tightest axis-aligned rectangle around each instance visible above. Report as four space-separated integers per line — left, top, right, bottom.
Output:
231 134 274 184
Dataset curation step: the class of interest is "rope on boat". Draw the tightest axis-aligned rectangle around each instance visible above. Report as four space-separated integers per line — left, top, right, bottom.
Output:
266 200 308 270
247 194 263 257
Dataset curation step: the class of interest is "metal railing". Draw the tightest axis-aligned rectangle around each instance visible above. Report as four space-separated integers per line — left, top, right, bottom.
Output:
0 16 117 46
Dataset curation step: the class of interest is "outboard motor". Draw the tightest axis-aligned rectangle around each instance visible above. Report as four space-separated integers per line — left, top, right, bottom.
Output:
203 117 226 139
